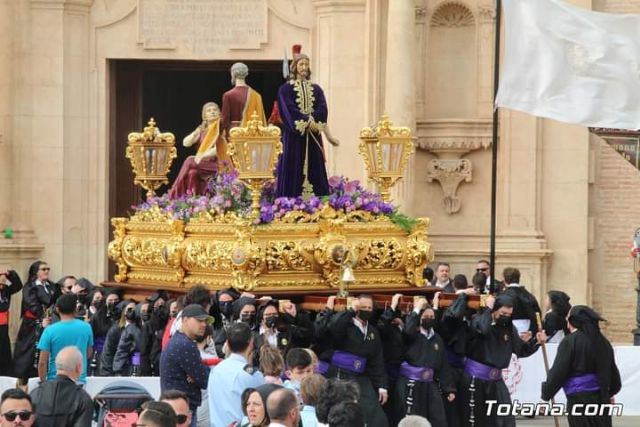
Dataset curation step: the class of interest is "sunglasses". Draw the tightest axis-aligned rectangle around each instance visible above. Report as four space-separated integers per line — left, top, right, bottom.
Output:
176 414 188 424
2 410 32 421
476 268 489 272
39 267 50 271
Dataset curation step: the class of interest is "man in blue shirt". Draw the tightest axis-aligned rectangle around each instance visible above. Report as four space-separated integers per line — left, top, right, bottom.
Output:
208 322 265 427
37 294 93 384
160 304 211 426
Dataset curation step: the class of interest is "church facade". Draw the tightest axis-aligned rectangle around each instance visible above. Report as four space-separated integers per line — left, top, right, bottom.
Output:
0 0 638 342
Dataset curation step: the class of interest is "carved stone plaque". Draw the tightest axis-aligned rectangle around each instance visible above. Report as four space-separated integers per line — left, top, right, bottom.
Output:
138 0 268 54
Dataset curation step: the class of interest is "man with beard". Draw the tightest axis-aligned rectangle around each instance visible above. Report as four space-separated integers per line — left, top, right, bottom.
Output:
541 305 621 427
275 44 334 198
13 261 56 385
327 294 389 427
0 269 22 376
160 304 212 425
459 294 546 427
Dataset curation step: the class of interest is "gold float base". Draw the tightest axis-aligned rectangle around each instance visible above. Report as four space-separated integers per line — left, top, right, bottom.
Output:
107 207 434 293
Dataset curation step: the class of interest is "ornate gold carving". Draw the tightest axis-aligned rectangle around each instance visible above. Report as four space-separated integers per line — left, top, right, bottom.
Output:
126 118 177 198
109 209 434 291
431 2 475 27
359 115 415 202
228 112 283 216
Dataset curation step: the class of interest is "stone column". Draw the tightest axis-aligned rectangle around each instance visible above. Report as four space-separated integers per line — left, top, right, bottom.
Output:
384 0 416 213
313 0 368 183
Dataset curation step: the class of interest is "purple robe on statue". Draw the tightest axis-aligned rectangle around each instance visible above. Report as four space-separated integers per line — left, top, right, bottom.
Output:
275 80 330 198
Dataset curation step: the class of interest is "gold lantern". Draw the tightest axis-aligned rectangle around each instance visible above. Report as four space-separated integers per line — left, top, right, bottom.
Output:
359 114 415 202
126 118 177 198
228 111 283 216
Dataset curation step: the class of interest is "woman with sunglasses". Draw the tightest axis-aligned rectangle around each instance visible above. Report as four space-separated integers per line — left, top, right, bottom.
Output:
237 384 283 427
13 261 56 386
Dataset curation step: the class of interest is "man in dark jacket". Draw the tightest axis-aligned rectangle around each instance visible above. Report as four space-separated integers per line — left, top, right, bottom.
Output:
30 346 93 427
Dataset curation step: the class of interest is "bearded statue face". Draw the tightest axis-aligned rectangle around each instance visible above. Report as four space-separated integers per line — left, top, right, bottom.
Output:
293 57 311 80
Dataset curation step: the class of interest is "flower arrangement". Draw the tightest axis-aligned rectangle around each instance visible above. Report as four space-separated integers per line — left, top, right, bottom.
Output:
133 171 415 230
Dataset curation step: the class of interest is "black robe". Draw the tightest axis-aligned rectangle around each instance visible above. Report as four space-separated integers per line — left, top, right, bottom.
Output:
435 293 475 427
253 311 315 364
460 309 539 427
99 323 123 376
379 307 405 426
394 312 455 427
113 322 142 375
328 310 389 427
0 270 23 376
541 330 621 427
13 279 55 380
502 285 542 334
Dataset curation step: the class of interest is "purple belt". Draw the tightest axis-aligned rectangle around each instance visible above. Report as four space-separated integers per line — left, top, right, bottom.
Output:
446 349 465 369
563 373 600 396
94 337 105 353
130 352 141 367
316 360 330 375
400 362 434 383
331 351 367 374
464 358 502 382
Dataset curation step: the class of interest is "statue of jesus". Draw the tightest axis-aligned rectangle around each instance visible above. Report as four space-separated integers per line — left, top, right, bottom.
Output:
275 45 333 198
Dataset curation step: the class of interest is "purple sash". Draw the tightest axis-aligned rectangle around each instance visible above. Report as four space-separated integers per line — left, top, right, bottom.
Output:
563 373 600 396
331 351 367 374
399 362 434 383
130 352 141 367
94 337 106 353
446 349 465 369
316 360 330 375
464 358 502 382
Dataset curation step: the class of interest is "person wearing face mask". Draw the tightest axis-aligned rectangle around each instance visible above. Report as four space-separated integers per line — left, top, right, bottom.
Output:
210 289 240 357
99 300 133 376
378 294 406 426
88 290 121 376
112 301 142 376
434 287 477 427
541 305 621 427
235 297 258 330
141 291 169 376
326 294 389 427
459 294 547 427
162 296 186 350
394 299 454 427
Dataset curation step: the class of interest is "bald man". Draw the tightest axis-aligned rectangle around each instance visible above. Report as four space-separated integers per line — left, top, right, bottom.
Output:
31 346 93 427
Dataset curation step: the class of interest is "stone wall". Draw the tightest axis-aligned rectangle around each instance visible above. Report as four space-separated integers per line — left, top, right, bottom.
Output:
590 135 640 343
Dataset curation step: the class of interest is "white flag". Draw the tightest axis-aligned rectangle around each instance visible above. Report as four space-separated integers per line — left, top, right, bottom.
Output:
496 0 640 130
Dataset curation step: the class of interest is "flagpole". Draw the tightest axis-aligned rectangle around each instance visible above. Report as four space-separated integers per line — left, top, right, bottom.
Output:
489 0 502 293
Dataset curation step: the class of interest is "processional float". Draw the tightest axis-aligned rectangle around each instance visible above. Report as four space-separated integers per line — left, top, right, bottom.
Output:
108 113 436 303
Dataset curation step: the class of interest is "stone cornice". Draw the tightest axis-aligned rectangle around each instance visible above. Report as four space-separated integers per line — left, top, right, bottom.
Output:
416 119 493 154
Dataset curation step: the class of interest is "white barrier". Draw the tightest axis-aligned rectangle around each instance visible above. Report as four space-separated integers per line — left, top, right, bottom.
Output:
507 344 640 416
2 345 639 416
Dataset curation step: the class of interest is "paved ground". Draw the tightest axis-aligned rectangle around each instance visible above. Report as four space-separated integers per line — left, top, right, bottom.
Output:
517 416 639 426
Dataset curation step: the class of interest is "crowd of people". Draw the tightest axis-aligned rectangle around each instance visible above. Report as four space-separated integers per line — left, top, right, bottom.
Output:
0 259 621 427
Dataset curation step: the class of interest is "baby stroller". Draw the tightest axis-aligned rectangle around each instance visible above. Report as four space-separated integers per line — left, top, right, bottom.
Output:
94 380 154 427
